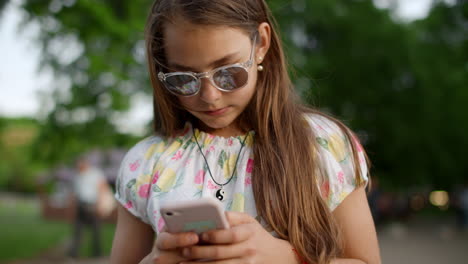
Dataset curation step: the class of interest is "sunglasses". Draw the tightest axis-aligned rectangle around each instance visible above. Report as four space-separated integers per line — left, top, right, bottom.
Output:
158 35 257 97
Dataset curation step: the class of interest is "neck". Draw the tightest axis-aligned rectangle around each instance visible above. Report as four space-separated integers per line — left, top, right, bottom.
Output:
197 121 249 138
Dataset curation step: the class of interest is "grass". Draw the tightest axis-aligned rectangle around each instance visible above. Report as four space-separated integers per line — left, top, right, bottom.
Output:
78 223 116 258
0 196 116 262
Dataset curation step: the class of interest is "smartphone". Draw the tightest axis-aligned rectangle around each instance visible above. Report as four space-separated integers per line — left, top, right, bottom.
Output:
160 197 230 234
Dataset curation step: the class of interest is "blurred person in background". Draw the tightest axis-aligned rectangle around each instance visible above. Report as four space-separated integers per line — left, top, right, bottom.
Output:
68 156 108 258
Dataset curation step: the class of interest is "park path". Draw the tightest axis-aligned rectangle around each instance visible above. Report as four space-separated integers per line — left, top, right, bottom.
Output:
379 217 468 264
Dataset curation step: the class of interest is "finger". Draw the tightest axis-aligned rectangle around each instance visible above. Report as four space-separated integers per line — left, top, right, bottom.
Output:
152 249 189 264
225 211 256 226
156 231 199 250
180 258 244 264
201 224 254 244
182 243 252 260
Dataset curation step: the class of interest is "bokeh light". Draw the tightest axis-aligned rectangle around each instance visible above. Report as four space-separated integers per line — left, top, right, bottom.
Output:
429 190 449 208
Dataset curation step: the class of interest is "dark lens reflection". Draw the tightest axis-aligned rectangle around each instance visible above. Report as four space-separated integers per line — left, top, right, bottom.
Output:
213 66 248 90
165 74 199 95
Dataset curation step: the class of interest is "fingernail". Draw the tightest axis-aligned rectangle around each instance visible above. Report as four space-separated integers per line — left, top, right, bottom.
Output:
183 248 190 257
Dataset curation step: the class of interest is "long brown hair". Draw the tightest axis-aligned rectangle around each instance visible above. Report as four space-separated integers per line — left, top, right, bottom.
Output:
145 1 368 263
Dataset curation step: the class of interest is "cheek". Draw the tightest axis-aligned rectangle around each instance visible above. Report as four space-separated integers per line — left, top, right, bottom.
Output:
245 69 258 95
238 76 257 102
239 86 255 103
177 97 196 110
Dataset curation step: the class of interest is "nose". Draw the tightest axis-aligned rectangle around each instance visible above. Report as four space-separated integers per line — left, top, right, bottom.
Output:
199 78 222 103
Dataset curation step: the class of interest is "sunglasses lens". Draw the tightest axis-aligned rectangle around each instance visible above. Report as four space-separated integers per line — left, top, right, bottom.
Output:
164 74 199 96
213 66 248 91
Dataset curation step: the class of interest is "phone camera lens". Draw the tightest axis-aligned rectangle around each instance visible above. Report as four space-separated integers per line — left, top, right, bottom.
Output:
166 212 173 216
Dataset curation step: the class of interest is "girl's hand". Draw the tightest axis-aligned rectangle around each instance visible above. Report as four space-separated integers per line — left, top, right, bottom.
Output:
139 231 199 264
179 211 299 264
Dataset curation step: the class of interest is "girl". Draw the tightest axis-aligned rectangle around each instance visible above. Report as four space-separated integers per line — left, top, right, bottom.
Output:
111 0 380 263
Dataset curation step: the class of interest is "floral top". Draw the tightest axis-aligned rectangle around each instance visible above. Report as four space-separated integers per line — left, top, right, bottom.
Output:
114 114 368 234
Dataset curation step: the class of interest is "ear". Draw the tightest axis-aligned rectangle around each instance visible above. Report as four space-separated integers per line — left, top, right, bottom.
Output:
256 22 271 62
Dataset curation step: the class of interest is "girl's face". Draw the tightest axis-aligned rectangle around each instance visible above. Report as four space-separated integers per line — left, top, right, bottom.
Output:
163 21 262 137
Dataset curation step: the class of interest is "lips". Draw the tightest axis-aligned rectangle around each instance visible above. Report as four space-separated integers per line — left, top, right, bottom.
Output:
203 107 229 116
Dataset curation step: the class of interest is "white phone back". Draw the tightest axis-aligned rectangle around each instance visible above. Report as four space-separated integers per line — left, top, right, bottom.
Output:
160 197 229 234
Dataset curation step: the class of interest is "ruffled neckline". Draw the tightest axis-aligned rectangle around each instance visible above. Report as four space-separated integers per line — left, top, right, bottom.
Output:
181 122 255 147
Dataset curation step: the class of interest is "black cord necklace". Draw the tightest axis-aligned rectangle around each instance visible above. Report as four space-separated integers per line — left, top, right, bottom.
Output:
192 127 250 201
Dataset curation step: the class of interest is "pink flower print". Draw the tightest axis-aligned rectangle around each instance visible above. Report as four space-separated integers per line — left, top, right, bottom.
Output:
158 217 165 232
208 134 215 139
207 180 219 190
195 170 205 184
245 177 252 186
152 171 160 184
184 158 192 167
315 125 324 131
320 181 330 199
124 201 133 209
138 184 150 198
129 160 140 172
227 138 234 146
171 150 183 161
246 159 254 173
337 171 345 184
205 145 215 154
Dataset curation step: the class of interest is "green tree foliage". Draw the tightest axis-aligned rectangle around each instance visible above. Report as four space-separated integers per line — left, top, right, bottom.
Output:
0 0 9 16
268 0 467 189
13 0 467 190
0 117 41 192
20 0 149 164
403 1 468 188
269 0 416 188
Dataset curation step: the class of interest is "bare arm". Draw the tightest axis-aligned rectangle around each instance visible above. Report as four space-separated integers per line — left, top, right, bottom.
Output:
331 186 381 264
110 203 155 264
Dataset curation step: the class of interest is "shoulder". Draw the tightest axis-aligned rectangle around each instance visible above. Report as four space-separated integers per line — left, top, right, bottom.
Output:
124 136 168 162
114 135 168 224
304 113 343 138
304 113 369 211
305 113 352 163
118 135 170 184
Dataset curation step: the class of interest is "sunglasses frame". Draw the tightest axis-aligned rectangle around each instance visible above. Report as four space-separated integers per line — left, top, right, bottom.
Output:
158 35 257 97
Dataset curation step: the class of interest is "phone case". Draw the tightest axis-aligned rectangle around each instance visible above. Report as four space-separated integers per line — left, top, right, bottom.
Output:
160 197 230 234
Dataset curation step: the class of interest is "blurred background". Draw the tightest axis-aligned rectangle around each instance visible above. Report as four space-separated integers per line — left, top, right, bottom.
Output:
0 0 467 263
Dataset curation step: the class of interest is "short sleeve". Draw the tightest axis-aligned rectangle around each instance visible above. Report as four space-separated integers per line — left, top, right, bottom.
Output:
114 136 165 224
306 114 369 211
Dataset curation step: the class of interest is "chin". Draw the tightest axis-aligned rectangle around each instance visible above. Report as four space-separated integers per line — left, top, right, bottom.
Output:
201 119 234 130
198 114 238 130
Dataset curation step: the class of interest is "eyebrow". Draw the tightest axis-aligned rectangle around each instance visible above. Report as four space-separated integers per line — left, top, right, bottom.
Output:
168 52 241 72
